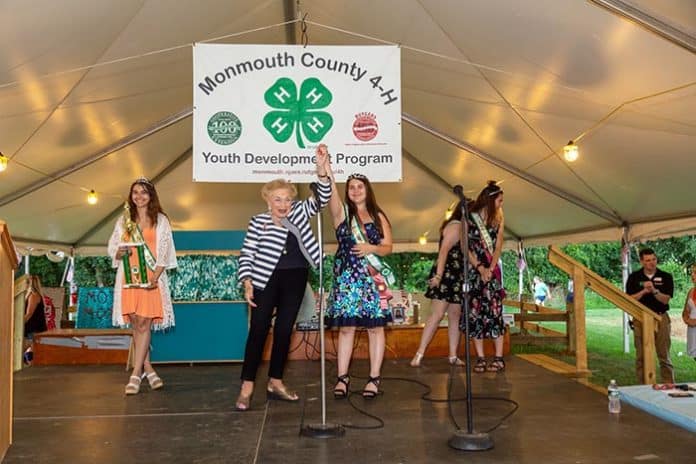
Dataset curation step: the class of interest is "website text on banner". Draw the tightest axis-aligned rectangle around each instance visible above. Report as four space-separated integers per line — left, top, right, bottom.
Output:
193 44 402 183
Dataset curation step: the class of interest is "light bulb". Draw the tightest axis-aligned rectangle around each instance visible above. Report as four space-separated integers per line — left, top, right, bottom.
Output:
563 140 579 162
418 234 428 245
87 190 98 205
0 153 7 172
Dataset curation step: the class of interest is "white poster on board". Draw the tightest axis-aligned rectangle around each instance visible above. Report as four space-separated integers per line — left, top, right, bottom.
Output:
193 44 401 183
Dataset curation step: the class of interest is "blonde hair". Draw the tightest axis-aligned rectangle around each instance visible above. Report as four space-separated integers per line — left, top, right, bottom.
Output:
261 179 297 201
26 275 43 298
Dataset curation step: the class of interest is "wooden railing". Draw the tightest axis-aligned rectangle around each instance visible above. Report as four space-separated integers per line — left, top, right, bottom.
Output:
548 245 661 384
504 298 570 347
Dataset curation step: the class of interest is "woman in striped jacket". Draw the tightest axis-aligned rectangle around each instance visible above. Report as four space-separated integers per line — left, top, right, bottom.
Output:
235 150 331 411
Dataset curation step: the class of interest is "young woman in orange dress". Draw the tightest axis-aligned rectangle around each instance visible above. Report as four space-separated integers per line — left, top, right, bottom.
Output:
108 177 177 395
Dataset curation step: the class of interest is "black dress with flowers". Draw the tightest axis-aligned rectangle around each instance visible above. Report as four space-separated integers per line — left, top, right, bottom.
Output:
425 221 464 304
459 215 506 338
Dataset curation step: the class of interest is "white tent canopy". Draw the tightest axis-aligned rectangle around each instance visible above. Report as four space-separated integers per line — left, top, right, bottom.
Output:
1 0 695 256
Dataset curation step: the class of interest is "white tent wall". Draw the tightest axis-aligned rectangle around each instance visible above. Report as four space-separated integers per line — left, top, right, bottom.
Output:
1 0 695 256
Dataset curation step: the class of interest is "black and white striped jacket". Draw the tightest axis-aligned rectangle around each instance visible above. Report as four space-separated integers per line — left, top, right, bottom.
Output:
238 180 331 290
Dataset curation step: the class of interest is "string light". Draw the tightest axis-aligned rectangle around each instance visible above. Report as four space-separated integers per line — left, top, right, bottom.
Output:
418 231 429 246
0 151 8 172
87 190 98 205
563 140 579 162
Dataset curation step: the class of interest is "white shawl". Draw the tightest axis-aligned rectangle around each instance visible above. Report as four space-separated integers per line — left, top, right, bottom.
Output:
107 213 177 331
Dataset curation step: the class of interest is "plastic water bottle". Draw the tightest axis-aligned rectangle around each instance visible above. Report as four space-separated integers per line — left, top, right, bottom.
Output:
608 379 621 414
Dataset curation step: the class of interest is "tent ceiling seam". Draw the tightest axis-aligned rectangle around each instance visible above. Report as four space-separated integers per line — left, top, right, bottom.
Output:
588 0 696 55
73 147 193 246
7 3 147 163
402 147 521 241
0 108 192 208
402 112 622 225
416 0 621 217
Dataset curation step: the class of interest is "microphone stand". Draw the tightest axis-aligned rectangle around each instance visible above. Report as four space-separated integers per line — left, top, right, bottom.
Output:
448 187 494 451
301 182 345 439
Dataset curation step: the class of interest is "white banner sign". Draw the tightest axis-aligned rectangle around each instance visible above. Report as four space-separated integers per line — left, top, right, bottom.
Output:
193 44 401 183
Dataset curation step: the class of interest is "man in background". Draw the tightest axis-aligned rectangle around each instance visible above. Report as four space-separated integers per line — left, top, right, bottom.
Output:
626 248 674 384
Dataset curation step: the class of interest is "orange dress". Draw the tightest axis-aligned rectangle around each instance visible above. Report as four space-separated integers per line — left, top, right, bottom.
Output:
121 226 164 324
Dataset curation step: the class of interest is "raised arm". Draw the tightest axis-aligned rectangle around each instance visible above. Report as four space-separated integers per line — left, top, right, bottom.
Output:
317 144 345 228
297 147 332 218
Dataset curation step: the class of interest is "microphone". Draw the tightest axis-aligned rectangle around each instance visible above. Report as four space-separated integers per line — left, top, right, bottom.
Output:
453 185 465 200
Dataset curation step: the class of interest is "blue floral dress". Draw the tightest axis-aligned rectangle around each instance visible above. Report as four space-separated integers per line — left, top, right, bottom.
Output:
326 219 392 328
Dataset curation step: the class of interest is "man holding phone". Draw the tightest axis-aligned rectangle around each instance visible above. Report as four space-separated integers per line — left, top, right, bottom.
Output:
626 248 674 384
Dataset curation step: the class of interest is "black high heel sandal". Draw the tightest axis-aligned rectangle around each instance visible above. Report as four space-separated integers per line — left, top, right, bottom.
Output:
362 376 382 400
333 374 350 399
487 356 506 372
473 357 487 373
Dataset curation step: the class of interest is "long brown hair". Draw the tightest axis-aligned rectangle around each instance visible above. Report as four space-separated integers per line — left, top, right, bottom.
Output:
26 275 43 299
128 179 167 226
345 174 390 237
467 180 503 227
439 201 464 235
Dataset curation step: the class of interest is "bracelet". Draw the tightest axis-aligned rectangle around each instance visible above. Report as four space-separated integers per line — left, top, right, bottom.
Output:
317 173 329 179
433 274 442 280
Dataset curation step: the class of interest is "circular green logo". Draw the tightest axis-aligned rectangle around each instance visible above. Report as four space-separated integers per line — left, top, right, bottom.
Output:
207 111 241 145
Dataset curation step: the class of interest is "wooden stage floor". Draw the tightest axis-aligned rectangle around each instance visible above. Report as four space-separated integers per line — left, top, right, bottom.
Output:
6 356 692 463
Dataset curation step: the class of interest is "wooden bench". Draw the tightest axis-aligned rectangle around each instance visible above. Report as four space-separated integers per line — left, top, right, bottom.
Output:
33 329 133 369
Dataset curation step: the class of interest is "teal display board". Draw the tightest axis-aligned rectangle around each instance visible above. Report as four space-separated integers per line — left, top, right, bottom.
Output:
151 302 248 362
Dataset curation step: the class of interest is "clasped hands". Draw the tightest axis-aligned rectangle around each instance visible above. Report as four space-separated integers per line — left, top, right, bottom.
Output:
478 265 493 283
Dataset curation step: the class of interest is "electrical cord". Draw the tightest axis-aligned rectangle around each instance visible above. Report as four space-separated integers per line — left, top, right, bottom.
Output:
296 330 519 434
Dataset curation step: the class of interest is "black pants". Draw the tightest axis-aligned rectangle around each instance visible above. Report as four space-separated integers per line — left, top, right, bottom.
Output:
240 268 308 382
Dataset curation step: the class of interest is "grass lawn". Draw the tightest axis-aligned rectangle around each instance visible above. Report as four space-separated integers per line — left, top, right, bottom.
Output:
511 308 696 388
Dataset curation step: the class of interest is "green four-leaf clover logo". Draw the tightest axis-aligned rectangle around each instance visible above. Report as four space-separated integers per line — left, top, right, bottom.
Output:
263 77 333 148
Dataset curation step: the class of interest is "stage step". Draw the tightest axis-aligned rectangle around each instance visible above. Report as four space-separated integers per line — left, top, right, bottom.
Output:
516 353 588 377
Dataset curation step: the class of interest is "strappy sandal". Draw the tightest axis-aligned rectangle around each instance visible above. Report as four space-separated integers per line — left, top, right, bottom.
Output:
235 391 252 411
362 376 382 400
125 375 142 395
473 357 487 373
333 374 350 399
410 352 424 367
145 371 164 390
266 383 299 402
486 356 506 373
448 356 465 366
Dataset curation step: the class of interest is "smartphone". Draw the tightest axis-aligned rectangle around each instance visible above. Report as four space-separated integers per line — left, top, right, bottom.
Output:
668 392 693 398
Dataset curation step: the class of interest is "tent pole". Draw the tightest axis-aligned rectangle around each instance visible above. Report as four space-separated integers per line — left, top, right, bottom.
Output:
621 225 631 353
517 241 524 300
588 0 695 55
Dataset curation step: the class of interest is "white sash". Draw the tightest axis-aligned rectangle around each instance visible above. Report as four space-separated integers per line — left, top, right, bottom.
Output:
471 212 494 254
346 206 396 286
